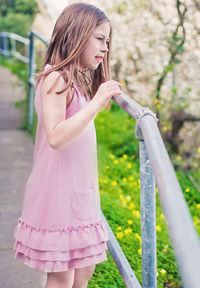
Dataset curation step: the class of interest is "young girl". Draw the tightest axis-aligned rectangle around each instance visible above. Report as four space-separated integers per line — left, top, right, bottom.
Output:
13 2 122 288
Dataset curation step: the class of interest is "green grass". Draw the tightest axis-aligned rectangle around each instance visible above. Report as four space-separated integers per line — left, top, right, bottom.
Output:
1 57 200 287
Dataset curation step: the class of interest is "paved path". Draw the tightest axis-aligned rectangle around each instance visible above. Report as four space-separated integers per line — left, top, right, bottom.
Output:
0 66 46 287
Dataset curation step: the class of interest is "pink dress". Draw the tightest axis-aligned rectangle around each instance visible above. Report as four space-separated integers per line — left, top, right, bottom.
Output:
13 64 109 272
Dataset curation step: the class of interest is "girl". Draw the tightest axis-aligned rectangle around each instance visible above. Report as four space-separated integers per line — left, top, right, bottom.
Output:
13 2 122 288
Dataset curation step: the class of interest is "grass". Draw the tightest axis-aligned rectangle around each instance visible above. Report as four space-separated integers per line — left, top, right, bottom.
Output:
1 56 200 287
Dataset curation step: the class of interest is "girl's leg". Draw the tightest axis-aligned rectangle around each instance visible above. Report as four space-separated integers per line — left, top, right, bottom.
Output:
72 264 96 288
45 269 75 288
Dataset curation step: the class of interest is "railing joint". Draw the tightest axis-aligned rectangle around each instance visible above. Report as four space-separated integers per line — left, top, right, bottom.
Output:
136 107 159 127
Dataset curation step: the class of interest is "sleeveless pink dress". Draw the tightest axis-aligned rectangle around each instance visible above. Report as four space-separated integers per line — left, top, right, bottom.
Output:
13 64 109 272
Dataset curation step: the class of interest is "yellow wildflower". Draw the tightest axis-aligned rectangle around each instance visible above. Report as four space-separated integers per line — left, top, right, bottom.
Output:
176 155 182 161
160 269 166 275
156 103 161 109
138 248 142 255
196 204 200 209
128 220 133 225
119 194 124 199
106 165 110 169
163 245 169 253
122 177 127 182
124 228 132 235
198 147 200 153
103 179 108 183
135 233 141 240
120 80 126 86
118 188 122 193
132 210 140 219
123 154 128 159
193 216 200 225
133 181 137 186
156 225 161 232
109 153 115 159
160 213 165 220
129 183 134 188
113 159 119 164
128 176 134 181
127 163 132 168
116 231 124 239
185 188 190 192
163 126 168 131
117 226 122 231
127 202 135 210
111 181 117 186
131 154 136 159
154 98 160 104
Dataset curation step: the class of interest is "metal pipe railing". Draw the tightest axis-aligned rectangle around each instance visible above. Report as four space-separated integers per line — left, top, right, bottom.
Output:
112 93 200 288
0 32 29 63
27 29 49 128
136 127 157 288
101 212 141 288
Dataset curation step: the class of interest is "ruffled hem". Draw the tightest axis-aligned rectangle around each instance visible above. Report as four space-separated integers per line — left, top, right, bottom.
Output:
13 217 109 251
14 240 108 262
14 250 108 272
13 217 109 272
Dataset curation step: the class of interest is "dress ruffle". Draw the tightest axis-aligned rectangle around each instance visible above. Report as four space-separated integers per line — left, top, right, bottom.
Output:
13 217 109 272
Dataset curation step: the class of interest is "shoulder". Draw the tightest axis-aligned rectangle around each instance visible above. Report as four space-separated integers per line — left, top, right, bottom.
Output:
42 71 67 95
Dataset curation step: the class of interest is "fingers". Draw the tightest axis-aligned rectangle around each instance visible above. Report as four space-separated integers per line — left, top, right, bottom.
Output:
105 80 122 88
110 90 121 97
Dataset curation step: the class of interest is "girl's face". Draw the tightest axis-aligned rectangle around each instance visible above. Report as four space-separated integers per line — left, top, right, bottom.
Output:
79 22 110 70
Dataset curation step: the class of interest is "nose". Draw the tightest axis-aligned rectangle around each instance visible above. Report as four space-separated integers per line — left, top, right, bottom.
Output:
101 42 109 53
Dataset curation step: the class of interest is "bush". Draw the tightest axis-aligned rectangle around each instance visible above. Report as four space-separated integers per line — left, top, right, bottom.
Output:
0 0 38 36
0 12 33 37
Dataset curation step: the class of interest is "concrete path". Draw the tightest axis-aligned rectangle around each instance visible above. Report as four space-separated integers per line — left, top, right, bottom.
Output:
0 66 46 287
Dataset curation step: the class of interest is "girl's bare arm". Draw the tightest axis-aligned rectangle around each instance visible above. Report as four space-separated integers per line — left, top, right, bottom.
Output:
41 71 121 150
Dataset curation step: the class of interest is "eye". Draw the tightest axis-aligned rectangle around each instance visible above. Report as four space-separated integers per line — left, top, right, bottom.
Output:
97 37 103 40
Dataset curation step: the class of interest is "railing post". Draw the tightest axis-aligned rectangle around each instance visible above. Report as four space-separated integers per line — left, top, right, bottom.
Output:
28 30 35 129
1 35 10 57
136 126 157 288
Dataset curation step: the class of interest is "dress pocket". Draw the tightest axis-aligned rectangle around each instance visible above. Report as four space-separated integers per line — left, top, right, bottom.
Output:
71 186 99 221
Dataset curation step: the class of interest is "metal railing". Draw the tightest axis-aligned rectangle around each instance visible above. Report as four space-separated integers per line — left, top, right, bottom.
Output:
27 29 49 128
1 29 200 288
0 32 29 63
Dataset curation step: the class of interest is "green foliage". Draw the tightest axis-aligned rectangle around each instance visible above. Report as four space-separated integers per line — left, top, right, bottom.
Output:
0 0 38 37
0 0 38 16
0 12 32 37
169 86 191 112
115 1 128 14
0 55 28 130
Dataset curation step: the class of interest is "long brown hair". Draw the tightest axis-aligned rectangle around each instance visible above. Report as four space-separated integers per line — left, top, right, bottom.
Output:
36 3 112 110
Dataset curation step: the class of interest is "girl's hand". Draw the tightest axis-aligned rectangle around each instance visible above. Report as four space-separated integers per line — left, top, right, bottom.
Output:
92 80 122 111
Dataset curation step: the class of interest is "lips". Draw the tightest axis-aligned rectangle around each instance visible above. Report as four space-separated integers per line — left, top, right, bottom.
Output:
95 56 103 62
